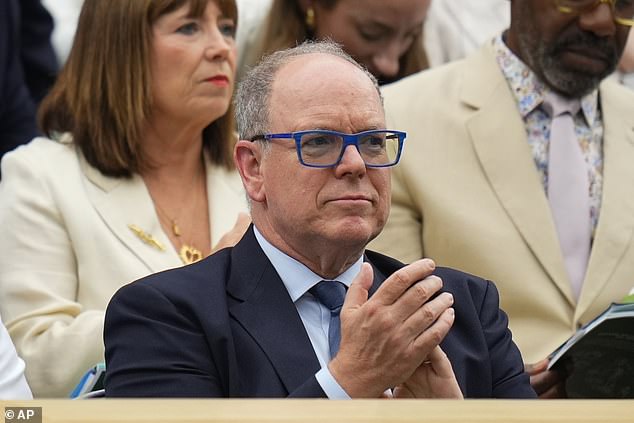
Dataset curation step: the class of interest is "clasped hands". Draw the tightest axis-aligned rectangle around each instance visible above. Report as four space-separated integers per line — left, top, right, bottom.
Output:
328 259 463 399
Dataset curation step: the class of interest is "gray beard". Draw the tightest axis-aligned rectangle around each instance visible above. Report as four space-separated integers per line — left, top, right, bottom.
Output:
517 28 617 98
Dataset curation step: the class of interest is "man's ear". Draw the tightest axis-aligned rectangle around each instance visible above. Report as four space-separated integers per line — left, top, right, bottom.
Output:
234 140 266 203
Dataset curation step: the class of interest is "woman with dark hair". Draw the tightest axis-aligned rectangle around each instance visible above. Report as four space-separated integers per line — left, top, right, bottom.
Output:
0 0 248 397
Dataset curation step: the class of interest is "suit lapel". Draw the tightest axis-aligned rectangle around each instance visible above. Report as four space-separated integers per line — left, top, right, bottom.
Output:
462 44 574 305
79 154 181 272
577 82 634 318
227 228 321 394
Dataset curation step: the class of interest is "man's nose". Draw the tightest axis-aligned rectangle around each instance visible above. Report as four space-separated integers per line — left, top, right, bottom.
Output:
578 1 617 37
335 145 367 177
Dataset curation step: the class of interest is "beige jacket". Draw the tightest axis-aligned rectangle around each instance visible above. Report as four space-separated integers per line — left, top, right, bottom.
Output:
0 137 247 397
370 42 634 363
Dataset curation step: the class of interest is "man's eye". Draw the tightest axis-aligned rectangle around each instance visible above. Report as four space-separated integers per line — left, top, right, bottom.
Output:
362 136 386 148
304 136 334 147
176 22 199 35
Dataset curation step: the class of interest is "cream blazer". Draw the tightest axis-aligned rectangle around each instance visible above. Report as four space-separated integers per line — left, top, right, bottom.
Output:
370 42 634 363
0 137 247 397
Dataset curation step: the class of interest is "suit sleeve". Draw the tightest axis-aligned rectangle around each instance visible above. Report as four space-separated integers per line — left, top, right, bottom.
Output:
0 148 105 397
479 280 537 398
288 377 327 398
104 281 226 397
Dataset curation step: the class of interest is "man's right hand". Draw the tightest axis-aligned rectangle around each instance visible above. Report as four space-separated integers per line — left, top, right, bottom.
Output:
328 259 455 398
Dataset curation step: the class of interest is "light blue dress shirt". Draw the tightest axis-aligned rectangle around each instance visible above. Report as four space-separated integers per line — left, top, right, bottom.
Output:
253 226 362 399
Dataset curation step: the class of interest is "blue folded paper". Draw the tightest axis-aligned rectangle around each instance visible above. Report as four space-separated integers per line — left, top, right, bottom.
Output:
69 363 106 399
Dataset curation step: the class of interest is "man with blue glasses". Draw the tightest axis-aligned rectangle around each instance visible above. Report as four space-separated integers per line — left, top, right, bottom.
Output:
249 130 405 168
371 0 634 398
104 41 534 399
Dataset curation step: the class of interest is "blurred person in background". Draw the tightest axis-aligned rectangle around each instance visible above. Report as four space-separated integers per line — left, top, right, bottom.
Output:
1 0 56 165
41 0 84 66
238 0 431 84
0 0 249 397
423 0 509 67
19 0 58 104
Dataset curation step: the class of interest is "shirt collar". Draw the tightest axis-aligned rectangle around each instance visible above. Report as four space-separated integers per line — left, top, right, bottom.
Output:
492 34 599 126
253 226 363 302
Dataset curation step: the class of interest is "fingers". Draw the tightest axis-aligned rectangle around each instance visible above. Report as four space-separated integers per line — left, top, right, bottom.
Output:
525 358 549 376
347 259 452 354
538 380 567 399
402 291 453 337
530 366 566 397
343 262 373 311
426 345 453 375
332 259 452 398
411 307 454 352
372 258 437 306
393 344 463 399
526 358 568 398
389 276 444 323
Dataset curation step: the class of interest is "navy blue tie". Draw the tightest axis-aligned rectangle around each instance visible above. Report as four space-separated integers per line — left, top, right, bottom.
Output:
310 280 347 358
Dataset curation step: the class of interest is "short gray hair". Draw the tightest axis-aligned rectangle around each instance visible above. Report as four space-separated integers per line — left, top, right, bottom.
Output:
234 40 383 142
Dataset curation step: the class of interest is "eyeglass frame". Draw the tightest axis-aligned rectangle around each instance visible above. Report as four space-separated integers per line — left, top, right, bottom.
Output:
553 0 634 26
249 129 407 168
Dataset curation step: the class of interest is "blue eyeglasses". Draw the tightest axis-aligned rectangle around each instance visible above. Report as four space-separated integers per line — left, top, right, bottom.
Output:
250 129 406 168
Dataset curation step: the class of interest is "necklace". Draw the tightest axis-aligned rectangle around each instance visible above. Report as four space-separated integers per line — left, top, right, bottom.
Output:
149 166 207 265
153 203 203 265
153 202 183 239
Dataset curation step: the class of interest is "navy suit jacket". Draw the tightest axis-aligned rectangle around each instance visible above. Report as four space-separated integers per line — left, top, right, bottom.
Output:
0 0 38 162
19 0 58 104
104 227 535 398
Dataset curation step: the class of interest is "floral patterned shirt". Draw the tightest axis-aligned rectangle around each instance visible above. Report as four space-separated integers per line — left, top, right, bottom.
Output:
493 35 604 236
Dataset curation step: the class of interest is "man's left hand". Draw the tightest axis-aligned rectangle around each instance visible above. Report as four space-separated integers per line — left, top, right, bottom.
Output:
393 345 463 399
